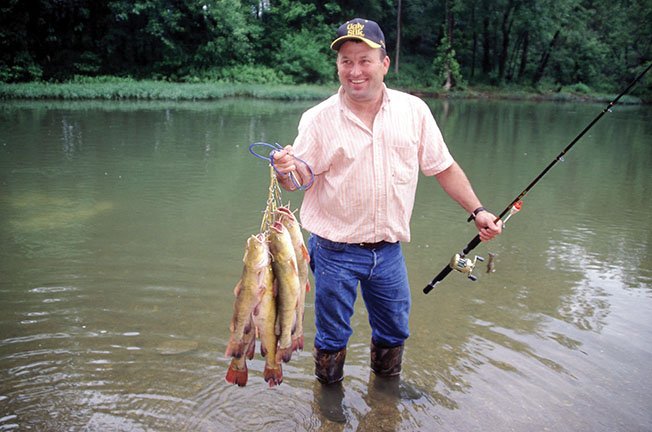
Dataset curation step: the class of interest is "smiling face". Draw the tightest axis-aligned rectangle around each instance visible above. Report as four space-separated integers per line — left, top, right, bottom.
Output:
336 41 390 107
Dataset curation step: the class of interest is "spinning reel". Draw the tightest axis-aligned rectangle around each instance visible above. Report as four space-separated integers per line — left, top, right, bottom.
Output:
449 253 484 281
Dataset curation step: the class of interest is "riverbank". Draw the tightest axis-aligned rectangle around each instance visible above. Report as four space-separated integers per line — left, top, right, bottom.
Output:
0 79 646 104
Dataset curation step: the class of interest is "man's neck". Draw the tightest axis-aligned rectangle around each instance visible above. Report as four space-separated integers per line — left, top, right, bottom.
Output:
343 93 383 129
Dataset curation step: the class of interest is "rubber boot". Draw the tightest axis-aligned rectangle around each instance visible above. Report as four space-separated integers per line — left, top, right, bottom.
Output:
314 347 346 384
370 340 404 377
313 379 346 423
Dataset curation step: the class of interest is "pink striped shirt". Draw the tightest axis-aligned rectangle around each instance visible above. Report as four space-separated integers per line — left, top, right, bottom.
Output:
293 85 454 243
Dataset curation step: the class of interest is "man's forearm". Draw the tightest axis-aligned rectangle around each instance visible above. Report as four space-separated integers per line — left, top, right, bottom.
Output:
434 161 483 214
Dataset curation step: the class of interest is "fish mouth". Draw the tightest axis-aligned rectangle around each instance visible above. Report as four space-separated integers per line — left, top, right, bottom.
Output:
270 221 284 233
247 233 265 247
276 206 295 219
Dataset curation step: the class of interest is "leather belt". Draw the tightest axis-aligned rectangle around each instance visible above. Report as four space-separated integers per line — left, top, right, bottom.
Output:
356 241 394 250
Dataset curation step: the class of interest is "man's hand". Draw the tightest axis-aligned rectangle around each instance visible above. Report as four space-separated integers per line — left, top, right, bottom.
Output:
474 211 503 242
272 145 296 175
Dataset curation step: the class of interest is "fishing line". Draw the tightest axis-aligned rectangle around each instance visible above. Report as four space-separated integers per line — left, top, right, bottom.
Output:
424 62 652 294
248 142 315 191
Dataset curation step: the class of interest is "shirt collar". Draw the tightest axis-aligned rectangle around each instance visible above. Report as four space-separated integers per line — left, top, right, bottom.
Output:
337 84 390 112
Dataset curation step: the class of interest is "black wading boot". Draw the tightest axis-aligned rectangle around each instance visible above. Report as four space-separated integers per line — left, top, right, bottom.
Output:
314 347 346 384
314 347 347 423
370 340 404 377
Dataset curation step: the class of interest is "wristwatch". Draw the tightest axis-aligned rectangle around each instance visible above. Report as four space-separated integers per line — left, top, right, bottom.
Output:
467 206 487 222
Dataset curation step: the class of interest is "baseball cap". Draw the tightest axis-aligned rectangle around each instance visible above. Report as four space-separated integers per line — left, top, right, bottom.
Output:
330 18 386 51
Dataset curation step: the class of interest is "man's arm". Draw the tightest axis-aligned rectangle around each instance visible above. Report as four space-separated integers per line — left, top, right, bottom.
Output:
434 161 502 241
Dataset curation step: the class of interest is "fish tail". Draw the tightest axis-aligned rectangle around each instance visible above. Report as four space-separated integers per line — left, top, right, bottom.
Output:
264 364 283 387
225 359 248 387
276 346 293 364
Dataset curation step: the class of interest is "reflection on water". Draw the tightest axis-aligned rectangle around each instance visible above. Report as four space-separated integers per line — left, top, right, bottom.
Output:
0 99 651 431
9 192 114 232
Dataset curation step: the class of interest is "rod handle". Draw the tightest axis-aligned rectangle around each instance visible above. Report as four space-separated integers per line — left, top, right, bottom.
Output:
462 235 482 255
423 234 482 294
423 266 453 294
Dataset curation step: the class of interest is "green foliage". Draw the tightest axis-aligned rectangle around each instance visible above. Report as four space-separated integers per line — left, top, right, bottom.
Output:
563 82 592 94
431 34 466 90
0 0 649 101
183 65 293 85
274 28 335 84
0 53 43 82
386 56 434 90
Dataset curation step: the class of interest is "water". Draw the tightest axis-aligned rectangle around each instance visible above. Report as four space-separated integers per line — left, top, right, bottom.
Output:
0 98 650 431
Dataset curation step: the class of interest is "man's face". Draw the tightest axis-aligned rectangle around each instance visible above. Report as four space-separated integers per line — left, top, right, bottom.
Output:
336 41 390 104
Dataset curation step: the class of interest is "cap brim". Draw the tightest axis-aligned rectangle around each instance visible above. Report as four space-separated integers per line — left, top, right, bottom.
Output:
330 36 382 51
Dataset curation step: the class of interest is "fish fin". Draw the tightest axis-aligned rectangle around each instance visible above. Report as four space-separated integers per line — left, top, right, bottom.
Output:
252 302 261 318
276 347 293 364
264 364 283 387
300 244 310 263
293 334 304 351
225 338 244 359
225 359 248 387
245 336 256 361
297 334 304 351
274 315 281 336
233 280 242 297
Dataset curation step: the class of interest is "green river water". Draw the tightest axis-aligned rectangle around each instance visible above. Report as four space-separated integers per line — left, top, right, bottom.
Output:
0 98 650 431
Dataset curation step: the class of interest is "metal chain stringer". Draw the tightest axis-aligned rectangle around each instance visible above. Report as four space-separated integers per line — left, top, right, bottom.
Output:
260 165 284 235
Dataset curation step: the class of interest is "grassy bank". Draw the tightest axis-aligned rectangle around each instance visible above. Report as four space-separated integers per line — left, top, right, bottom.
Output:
0 78 337 101
0 77 646 104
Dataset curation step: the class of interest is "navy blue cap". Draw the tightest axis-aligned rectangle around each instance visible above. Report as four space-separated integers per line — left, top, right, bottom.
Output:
330 18 386 51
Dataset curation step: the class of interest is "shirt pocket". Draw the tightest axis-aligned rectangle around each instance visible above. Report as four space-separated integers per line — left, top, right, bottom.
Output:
389 142 419 184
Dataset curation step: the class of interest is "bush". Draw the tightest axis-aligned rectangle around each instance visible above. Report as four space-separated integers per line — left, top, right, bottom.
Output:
182 65 293 85
564 82 592 94
0 52 43 83
273 29 334 84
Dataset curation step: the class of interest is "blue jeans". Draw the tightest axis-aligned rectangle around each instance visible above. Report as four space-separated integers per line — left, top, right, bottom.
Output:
308 235 411 352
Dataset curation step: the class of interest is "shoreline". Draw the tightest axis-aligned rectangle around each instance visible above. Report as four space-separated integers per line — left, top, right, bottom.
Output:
0 80 647 105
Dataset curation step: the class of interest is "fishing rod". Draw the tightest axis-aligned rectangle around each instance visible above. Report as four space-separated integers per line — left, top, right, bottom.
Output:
424 62 652 294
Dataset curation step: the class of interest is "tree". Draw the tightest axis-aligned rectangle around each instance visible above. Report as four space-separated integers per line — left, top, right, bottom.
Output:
0 0 649 94
394 0 402 74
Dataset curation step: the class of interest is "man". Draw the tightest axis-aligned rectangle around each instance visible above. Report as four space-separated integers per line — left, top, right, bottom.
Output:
273 18 502 384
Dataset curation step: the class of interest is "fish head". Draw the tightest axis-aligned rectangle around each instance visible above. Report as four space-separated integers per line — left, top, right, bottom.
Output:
243 233 270 268
269 221 297 262
269 221 285 237
276 207 301 228
275 206 296 221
